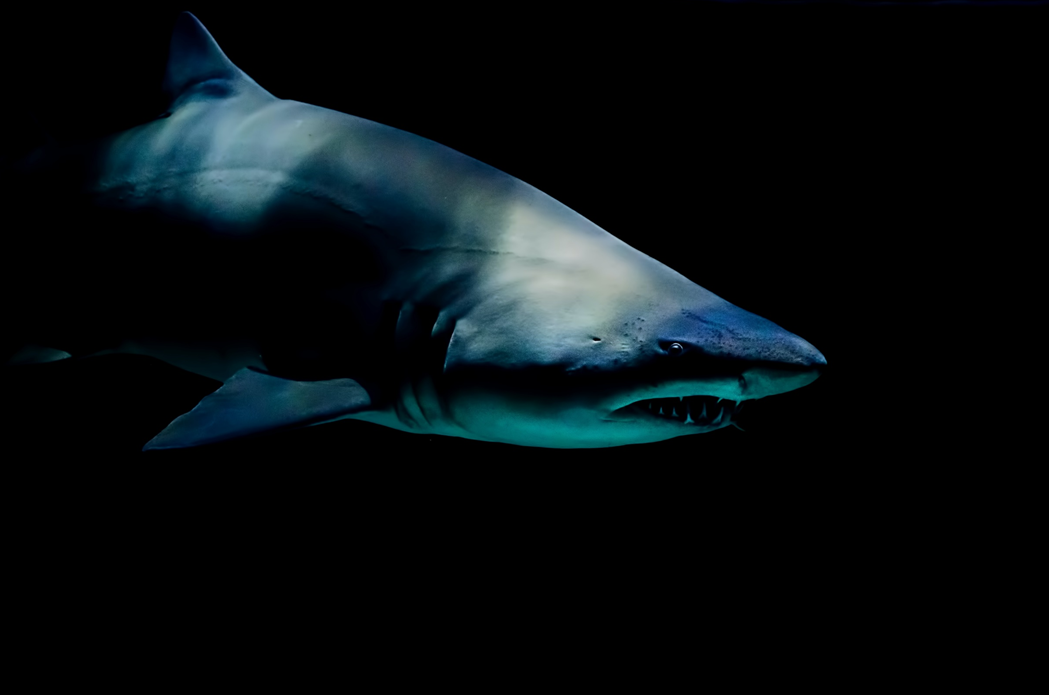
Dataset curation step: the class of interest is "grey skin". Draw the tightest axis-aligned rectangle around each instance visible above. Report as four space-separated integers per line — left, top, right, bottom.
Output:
8 13 825 450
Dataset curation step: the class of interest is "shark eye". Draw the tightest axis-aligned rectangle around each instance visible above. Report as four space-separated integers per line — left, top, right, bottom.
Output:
667 342 684 356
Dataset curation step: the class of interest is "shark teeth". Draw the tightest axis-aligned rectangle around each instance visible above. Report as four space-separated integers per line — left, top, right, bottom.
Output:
636 395 741 427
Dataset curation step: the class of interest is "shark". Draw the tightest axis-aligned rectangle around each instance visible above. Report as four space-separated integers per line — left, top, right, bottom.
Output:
5 12 825 451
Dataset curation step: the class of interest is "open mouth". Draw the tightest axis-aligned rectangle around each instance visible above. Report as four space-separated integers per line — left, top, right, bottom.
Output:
628 395 743 427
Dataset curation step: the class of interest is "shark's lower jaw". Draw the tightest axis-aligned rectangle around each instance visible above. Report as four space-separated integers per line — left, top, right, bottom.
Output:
615 395 743 428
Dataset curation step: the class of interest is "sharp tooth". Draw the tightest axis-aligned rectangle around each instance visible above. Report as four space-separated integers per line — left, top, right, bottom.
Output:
685 412 694 425
679 396 683 402
717 397 722 404
712 405 724 425
699 401 707 420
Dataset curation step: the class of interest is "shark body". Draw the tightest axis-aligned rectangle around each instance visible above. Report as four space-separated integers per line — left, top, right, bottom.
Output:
7 13 825 450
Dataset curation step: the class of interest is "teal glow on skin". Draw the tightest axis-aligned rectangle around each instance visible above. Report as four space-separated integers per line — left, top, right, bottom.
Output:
14 13 826 450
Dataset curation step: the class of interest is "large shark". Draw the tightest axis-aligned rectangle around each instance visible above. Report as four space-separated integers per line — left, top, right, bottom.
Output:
6 12 825 451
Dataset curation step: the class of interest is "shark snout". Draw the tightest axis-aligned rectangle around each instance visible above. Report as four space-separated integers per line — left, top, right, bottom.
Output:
736 330 825 400
692 301 825 365
781 332 826 370
681 300 826 400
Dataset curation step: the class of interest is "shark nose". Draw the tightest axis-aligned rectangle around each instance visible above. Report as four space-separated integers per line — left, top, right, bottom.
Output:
690 300 825 399
705 303 826 370
793 335 827 370
765 330 826 382
738 331 825 399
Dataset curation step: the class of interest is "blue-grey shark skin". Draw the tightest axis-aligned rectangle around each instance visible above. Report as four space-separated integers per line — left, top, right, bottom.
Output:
10 13 825 450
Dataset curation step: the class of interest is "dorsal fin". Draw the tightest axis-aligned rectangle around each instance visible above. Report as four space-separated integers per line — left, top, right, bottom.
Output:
162 12 274 113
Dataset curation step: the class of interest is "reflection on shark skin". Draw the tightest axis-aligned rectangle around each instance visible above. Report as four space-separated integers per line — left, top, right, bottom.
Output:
7 13 825 451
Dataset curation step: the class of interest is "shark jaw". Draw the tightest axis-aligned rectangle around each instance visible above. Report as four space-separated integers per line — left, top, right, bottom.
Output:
610 395 743 431
597 361 824 440
423 358 824 449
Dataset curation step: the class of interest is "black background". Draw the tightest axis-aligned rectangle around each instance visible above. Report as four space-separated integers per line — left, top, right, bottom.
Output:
1 3 1038 655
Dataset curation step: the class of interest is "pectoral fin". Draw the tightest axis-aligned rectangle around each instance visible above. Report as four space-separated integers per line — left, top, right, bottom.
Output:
142 367 372 450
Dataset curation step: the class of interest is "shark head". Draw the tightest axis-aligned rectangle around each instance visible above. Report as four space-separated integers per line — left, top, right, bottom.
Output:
437 295 824 449
417 197 827 449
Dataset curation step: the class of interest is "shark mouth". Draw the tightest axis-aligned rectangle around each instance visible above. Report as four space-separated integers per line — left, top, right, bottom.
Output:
629 395 743 427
